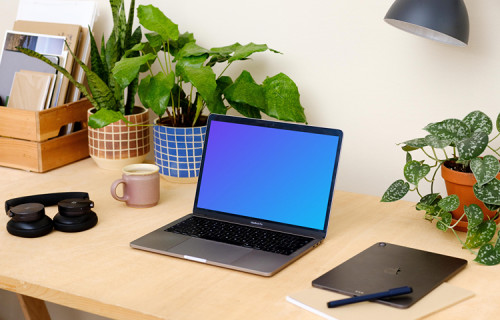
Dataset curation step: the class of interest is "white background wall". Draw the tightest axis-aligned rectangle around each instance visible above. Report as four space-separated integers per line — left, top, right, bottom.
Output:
1 0 499 319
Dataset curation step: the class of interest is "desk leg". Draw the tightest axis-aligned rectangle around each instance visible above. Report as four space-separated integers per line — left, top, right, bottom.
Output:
16 294 51 320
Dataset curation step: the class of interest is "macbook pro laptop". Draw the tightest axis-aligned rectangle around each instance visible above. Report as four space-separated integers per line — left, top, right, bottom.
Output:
131 114 343 276
312 242 467 308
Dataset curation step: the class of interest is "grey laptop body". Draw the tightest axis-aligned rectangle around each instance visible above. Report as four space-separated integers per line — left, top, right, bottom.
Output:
131 114 343 276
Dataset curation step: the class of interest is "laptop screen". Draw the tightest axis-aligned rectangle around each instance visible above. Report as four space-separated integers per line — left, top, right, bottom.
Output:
194 115 342 231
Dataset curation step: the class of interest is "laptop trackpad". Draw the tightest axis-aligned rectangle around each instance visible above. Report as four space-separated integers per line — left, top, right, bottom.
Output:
169 238 252 264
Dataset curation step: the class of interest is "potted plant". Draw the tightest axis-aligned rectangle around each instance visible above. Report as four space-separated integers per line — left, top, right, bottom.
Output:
381 110 500 265
18 0 151 170
112 4 307 182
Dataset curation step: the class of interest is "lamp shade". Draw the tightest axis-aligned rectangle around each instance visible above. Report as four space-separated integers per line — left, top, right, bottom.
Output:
384 0 469 46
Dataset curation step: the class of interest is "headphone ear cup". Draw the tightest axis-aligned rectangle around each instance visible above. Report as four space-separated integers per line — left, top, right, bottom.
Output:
53 211 98 233
6 215 53 238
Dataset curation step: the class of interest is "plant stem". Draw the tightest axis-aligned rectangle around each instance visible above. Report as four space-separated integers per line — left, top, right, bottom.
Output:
443 148 450 160
429 160 444 194
489 132 500 143
449 211 467 228
166 40 173 74
217 62 232 79
192 95 204 127
450 228 477 255
422 148 438 161
487 145 500 157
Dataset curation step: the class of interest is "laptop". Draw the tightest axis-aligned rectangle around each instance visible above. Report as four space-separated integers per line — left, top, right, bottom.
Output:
312 242 467 308
130 114 343 276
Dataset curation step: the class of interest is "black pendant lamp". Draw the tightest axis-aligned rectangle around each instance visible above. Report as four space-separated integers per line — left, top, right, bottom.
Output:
384 0 469 46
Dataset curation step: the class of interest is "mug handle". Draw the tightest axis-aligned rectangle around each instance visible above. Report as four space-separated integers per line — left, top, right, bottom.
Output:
110 179 127 202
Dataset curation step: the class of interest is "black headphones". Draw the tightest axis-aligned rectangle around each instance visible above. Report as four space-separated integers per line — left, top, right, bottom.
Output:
5 192 98 238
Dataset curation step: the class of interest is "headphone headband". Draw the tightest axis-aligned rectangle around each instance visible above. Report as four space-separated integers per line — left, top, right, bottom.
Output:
5 192 90 214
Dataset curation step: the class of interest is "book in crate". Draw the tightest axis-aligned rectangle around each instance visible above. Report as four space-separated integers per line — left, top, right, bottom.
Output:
0 98 91 172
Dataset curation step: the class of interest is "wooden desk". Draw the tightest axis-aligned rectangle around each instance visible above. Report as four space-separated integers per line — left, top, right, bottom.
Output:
0 158 497 319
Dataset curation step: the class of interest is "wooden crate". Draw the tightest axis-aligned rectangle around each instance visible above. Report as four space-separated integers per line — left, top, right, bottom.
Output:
0 99 91 172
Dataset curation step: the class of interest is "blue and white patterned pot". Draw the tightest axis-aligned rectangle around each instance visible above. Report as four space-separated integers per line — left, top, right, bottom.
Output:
153 123 206 183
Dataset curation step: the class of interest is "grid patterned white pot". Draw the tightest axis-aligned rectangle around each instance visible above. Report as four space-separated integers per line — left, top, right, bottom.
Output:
88 107 150 170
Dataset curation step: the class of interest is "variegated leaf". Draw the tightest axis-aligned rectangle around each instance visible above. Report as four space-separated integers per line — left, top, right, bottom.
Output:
381 180 409 202
471 155 500 186
438 194 460 212
424 119 470 143
465 220 497 248
456 131 488 160
464 204 484 229
403 138 427 149
463 110 493 135
424 134 451 149
474 243 500 265
404 160 430 186
473 179 500 205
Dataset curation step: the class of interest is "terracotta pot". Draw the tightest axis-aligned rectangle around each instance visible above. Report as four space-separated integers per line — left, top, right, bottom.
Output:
153 118 207 183
88 107 150 170
441 161 500 232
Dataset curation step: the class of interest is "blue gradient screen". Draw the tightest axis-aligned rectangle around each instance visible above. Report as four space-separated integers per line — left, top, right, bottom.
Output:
196 120 340 230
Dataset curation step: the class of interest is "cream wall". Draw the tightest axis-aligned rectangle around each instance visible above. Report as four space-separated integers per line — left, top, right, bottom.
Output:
1 0 499 319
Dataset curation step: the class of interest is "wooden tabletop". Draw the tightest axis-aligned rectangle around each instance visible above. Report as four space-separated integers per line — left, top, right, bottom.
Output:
0 158 498 319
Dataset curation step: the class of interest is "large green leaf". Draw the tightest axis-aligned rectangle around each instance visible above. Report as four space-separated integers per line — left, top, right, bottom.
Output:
463 110 493 135
404 160 431 186
207 43 242 66
175 55 209 81
167 32 196 57
381 180 409 202
228 101 262 119
438 194 460 212
210 43 242 56
229 43 269 62
138 72 175 117
474 243 500 265
175 42 208 60
184 66 226 114
261 73 306 123
473 179 500 205
137 4 179 41
223 71 266 110
144 32 163 50
112 53 155 88
216 76 233 93
471 155 500 186
424 119 470 143
88 109 127 128
464 204 484 229
465 220 497 248
456 131 488 160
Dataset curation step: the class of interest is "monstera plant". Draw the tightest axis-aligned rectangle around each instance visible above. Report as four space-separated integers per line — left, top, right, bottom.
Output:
381 110 500 265
112 4 307 127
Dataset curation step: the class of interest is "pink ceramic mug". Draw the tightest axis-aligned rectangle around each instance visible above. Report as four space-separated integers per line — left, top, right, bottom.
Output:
110 164 160 208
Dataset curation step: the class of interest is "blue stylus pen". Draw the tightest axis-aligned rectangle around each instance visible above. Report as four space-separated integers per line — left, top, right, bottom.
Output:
327 286 413 308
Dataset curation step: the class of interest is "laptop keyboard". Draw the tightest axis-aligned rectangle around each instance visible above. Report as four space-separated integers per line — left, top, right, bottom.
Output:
166 216 313 256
